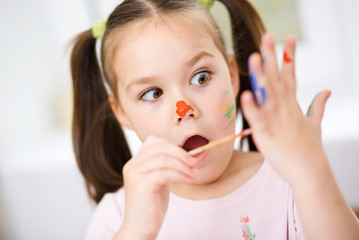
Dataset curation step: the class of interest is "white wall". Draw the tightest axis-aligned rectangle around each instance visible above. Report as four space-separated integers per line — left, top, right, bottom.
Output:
0 0 358 239
0 0 95 239
294 0 359 208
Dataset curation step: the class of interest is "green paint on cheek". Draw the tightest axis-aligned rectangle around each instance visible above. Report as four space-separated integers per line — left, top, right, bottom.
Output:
225 105 234 119
224 117 235 131
218 104 234 119
221 90 229 104
218 90 235 131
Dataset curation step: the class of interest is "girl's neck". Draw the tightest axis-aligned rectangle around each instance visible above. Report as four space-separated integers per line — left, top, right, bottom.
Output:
169 150 264 201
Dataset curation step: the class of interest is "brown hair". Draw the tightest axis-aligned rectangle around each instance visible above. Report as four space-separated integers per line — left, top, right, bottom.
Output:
70 0 265 203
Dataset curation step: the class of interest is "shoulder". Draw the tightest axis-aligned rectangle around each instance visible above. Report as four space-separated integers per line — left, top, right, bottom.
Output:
83 188 125 240
96 188 125 217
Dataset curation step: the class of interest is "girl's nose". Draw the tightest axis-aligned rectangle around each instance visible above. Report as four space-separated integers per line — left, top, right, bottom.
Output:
175 100 194 122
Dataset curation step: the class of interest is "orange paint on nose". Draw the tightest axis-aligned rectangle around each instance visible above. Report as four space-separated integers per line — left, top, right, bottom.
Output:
176 100 194 117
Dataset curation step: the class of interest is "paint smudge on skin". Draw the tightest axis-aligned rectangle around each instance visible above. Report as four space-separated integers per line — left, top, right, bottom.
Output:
176 100 194 117
306 93 319 116
218 104 234 119
283 51 292 63
306 105 313 116
218 90 236 131
224 117 235 131
249 72 266 107
221 90 229 104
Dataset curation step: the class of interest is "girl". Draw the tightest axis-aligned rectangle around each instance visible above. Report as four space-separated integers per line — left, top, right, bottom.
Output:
70 0 359 239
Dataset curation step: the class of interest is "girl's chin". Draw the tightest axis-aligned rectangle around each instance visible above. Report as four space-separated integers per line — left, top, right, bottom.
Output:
192 148 235 183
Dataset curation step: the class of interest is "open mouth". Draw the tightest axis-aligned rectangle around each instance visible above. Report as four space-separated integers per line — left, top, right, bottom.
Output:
181 135 209 152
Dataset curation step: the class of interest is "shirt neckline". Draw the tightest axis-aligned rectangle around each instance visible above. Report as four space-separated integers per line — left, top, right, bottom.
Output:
169 160 269 211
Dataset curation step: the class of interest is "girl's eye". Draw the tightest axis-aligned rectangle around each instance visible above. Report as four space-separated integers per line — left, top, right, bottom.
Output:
191 71 210 86
141 88 163 101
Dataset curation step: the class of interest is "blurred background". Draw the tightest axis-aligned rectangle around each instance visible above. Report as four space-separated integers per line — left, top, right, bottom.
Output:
0 0 358 239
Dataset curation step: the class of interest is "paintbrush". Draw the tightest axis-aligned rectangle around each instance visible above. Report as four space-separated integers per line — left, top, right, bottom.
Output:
188 128 252 156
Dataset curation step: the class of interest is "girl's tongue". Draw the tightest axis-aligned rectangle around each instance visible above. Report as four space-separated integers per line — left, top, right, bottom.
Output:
182 135 209 152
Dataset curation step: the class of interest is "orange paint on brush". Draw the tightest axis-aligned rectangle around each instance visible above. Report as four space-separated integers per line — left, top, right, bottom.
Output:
176 100 193 117
283 51 292 63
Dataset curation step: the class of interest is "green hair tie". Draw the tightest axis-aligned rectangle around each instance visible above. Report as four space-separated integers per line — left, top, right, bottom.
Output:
196 0 215 10
92 19 107 40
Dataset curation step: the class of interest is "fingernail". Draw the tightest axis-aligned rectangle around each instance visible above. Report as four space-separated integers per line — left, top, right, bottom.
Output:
289 37 296 47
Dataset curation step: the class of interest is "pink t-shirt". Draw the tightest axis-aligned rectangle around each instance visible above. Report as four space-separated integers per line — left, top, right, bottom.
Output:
84 160 304 239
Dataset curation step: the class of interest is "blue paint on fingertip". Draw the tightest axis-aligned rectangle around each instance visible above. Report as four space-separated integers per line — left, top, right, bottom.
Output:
249 72 266 107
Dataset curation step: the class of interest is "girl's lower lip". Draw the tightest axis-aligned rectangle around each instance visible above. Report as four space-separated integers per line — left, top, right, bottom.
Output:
193 149 209 164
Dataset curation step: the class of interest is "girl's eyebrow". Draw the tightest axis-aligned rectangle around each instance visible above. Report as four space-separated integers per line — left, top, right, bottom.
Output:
126 51 214 91
186 51 214 67
126 76 156 91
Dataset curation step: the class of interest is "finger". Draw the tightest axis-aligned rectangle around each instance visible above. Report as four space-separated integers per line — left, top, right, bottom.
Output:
139 154 198 178
280 36 297 95
152 141 198 166
248 53 268 107
139 136 197 166
306 90 332 124
261 33 279 90
240 90 264 129
149 169 196 186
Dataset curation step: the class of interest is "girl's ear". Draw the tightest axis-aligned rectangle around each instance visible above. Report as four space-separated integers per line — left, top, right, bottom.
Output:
227 54 240 97
109 96 133 130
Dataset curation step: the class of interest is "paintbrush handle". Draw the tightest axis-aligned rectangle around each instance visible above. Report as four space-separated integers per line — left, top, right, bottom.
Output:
188 128 252 156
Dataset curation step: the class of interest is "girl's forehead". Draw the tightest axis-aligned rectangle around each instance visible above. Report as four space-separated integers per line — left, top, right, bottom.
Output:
111 14 223 84
117 13 215 49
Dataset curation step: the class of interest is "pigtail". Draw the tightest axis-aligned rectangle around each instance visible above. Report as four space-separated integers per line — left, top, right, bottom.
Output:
219 0 266 151
70 30 132 203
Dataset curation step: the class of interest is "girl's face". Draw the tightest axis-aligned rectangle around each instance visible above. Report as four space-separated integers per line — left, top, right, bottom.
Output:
110 16 239 184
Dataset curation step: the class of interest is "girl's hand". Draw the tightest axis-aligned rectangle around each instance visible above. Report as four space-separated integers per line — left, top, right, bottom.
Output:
115 135 198 239
241 32 331 184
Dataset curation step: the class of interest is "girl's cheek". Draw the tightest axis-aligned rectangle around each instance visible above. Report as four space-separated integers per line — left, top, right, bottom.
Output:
136 124 164 142
129 110 166 140
215 90 236 132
